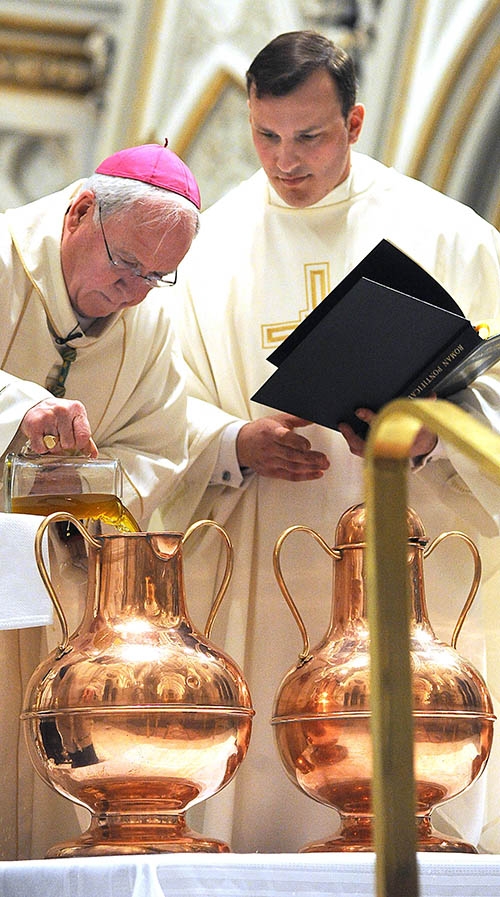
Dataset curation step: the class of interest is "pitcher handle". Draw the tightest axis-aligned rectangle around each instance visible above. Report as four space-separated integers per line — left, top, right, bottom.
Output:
273 525 341 663
423 530 481 649
34 512 101 658
182 519 234 640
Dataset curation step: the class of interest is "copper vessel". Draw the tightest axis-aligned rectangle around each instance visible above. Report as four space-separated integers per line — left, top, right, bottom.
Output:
21 514 254 857
272 504 494 853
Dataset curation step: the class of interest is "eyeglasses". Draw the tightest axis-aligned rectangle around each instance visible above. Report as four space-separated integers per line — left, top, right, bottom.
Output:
98 203 177 288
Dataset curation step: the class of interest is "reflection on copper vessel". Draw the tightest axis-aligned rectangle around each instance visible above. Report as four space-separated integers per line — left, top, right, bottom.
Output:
272 504 494 852
22 514 253 856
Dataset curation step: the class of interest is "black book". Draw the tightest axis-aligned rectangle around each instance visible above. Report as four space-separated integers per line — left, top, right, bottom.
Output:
251 239 500 436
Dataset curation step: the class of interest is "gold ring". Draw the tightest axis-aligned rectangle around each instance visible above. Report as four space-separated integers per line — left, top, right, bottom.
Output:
43 434 58 450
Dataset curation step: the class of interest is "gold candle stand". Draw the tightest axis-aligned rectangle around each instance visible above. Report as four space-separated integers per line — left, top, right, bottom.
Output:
365 397 500 897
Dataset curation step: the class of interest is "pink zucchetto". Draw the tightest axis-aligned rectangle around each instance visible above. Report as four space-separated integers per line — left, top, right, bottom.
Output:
95 139 201 210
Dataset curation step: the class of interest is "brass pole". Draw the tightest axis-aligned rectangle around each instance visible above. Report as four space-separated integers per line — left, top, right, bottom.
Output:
365 397 500 897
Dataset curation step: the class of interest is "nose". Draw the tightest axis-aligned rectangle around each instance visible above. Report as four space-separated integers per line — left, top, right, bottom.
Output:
113 274 150 306
275 139 301 174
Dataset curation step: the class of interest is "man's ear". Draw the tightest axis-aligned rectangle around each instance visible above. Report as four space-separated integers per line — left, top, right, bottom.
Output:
347 104 365 145
65 190 96 233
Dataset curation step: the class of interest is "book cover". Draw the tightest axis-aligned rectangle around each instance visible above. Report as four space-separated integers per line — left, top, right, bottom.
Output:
251 240 499 434
267 239 464 368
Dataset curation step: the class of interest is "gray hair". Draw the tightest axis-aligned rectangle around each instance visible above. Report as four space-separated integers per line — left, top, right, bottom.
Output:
81 173 200 236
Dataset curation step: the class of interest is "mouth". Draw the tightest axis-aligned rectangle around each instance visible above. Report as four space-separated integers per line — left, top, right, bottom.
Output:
277 174 309 188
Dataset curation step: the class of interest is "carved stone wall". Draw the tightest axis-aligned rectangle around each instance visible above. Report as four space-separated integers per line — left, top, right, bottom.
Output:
0 0 381 211
0 0 160 210
0 7 107 208
0 0 498 228
359 0 500 228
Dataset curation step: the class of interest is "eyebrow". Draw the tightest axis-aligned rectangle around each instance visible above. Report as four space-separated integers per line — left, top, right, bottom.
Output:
297 127 322 136
255 121 324 136
115 247 141 266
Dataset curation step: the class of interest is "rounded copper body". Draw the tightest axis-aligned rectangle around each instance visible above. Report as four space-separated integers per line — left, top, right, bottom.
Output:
272 504 494 852
22 521 253 856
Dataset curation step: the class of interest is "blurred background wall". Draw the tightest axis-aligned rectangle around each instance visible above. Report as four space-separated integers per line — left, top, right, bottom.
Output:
0 0 498 226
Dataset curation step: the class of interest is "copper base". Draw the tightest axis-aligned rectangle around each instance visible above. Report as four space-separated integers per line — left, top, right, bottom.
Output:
46 812 230 857
299 814 477 854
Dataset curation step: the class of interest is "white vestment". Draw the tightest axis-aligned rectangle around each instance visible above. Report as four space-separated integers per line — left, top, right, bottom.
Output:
0 183 219 859
164 153 500 853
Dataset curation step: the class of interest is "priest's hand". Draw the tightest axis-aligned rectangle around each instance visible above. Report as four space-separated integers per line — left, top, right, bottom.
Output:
236 413 330 481
21 397 99 458
338 407 438 461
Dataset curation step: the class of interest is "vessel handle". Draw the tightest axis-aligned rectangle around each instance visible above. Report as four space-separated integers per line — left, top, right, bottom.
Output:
273 524 341 663
182 519 234 640
34 512 101 657
423 530 481 649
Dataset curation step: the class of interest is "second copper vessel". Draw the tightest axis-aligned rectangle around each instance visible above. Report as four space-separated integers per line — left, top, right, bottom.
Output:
272 504 495 852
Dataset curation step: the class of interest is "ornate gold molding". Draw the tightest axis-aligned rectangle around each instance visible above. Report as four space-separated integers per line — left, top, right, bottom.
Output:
381 0 430 166
494 197 500 232
0 14 111 95
432 41 500 191
174 68 246 158
405 0 500 185
122 0 167 147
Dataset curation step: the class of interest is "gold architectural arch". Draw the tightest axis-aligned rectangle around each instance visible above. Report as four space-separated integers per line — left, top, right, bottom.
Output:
404 0 500 227
172 66 246 159
428 40 500 197
382 0 500 228
122 0 168 148
404 0 499 176
381 0 430 167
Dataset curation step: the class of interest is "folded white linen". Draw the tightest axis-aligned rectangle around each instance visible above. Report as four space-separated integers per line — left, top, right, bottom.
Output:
0 512 52 629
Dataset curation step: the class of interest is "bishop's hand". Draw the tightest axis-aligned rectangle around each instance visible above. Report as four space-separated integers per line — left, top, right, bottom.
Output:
21 397 98 458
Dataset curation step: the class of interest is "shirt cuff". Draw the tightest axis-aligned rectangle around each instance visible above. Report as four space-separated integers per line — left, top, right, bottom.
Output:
209 420 248 487
411 436 446 471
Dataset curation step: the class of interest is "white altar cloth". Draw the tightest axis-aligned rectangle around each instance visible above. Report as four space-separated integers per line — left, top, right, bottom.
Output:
0 512 51 629
1 853 500 897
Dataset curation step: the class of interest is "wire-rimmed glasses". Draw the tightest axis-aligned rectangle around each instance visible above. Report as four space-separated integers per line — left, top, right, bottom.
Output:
98 203 177 288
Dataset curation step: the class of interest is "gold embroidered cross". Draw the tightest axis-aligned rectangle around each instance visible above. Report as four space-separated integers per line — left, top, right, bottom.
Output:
261 262 330 350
